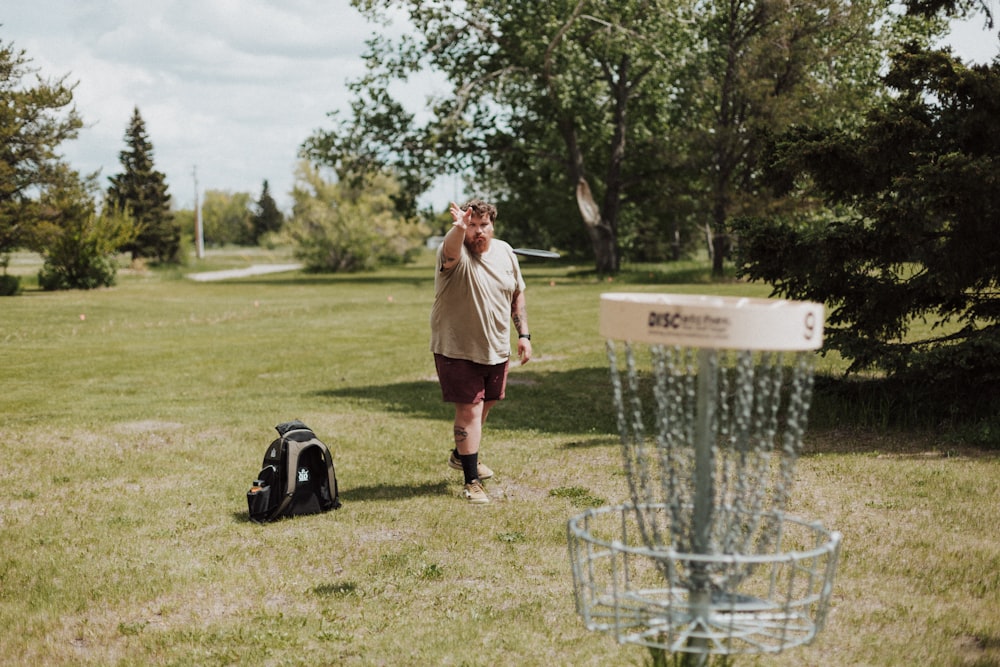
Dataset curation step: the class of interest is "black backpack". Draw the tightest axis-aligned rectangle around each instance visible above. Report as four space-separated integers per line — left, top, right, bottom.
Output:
247 420 341 523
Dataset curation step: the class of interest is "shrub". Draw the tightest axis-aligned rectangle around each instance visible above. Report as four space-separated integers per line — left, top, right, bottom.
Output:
0 273 20 296
286 163 428 272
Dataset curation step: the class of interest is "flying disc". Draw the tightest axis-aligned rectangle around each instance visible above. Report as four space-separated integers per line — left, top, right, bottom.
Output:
513 248 561 259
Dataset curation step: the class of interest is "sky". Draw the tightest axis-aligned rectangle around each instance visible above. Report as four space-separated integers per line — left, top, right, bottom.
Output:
4 1 999 214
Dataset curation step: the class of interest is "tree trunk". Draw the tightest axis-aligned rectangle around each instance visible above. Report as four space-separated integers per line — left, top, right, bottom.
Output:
576 177 618 273
711 194 729 277
711 232 727 276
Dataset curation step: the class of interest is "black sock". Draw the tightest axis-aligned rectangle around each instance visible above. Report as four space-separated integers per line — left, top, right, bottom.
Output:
459 452 479 485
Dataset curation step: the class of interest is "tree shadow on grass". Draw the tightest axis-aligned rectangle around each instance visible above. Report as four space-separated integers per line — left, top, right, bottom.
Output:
313 366 619 437
342 480 450 502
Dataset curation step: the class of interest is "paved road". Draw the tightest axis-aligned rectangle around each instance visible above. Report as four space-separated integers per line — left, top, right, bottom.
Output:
186 264 303 282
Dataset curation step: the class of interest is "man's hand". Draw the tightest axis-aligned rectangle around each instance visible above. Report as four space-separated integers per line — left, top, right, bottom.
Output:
518 337 532 365
449 202 470 229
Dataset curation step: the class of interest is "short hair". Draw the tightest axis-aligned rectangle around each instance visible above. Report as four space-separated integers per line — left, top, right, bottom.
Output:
462 199 497 223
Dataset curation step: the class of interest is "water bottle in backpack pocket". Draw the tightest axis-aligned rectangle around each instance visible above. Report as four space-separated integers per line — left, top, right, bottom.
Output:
246 464 278 520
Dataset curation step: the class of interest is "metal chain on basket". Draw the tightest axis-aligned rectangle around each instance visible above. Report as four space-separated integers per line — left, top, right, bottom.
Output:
607 341 819 589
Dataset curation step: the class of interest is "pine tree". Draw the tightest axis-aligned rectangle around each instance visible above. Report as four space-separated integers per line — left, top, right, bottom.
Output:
0 37 83 257
737 48 1000 422
106 107 179 262
251 179 284 243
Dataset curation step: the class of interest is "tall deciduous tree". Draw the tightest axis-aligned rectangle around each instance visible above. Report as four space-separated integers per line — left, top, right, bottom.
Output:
201 190 254 246
308 0 698 273
0 37 83 256
681 0 938 276
106 107 179 263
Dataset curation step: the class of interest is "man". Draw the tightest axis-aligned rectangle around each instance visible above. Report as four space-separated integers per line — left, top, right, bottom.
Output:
430 199 532 504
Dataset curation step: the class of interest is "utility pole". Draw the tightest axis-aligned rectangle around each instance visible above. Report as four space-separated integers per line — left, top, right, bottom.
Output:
193 166 204 259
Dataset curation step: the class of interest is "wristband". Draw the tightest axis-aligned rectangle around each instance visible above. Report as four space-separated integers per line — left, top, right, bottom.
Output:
519 334 531 340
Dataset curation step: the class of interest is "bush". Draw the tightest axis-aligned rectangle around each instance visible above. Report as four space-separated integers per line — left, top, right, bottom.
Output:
38 253 119 291
0 273 20 296
37 206 137 291
287 163 428 272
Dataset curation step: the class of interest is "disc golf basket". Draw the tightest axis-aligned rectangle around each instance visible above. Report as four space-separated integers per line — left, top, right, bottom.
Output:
568 293 841 662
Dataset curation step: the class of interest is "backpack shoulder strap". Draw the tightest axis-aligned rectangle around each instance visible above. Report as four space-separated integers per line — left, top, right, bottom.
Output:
317 439 341 509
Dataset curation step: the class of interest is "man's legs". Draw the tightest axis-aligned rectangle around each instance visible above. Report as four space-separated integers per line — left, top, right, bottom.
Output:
434 355 506 496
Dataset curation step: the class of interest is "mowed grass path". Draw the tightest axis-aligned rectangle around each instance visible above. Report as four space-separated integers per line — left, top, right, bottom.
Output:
1 251 997 666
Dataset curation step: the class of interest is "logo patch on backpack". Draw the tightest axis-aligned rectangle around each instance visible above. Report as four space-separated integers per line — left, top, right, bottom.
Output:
297 467 310 483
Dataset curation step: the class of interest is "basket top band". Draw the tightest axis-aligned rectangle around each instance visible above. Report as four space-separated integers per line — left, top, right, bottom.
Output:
599 293 824 351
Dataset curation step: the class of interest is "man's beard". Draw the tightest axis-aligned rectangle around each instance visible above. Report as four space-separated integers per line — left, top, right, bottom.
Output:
465 236 491 255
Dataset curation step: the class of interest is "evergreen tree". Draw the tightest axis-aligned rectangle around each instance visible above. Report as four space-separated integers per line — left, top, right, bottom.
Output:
0 37 83 257
252 179 284 242
737 46 1000 421
106 107 179 262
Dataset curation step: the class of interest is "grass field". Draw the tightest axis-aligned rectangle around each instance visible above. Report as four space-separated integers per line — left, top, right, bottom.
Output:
1 249 997 666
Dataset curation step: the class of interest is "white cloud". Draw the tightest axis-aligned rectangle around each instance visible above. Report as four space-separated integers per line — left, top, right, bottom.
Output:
4 0 387 211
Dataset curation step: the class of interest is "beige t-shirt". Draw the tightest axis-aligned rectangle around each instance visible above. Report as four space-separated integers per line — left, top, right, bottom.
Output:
430 239 526 365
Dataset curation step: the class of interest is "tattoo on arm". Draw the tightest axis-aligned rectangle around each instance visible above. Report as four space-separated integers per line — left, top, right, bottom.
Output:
511 292 528 335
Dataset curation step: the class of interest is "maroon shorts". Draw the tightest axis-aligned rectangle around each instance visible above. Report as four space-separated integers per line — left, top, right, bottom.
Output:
434 354 509 404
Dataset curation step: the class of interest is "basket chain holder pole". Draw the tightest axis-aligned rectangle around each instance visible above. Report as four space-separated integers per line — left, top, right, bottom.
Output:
688 347 717 661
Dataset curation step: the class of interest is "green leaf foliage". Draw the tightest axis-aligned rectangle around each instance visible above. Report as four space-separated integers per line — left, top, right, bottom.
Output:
313 0 923 274
201 189 254 247
0 36 83 255
35 167 138 290
285 162 429 272
738 48 1000 415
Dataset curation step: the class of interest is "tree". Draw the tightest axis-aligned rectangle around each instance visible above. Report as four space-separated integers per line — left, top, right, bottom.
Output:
736 46 1000 413
285 161 429 272
309 0 916 273
106 107 179 263
308 0 699 273
35 166 137 290
251 179 284 243
676 0 943 276
201 189 254 246
0 37 83 257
